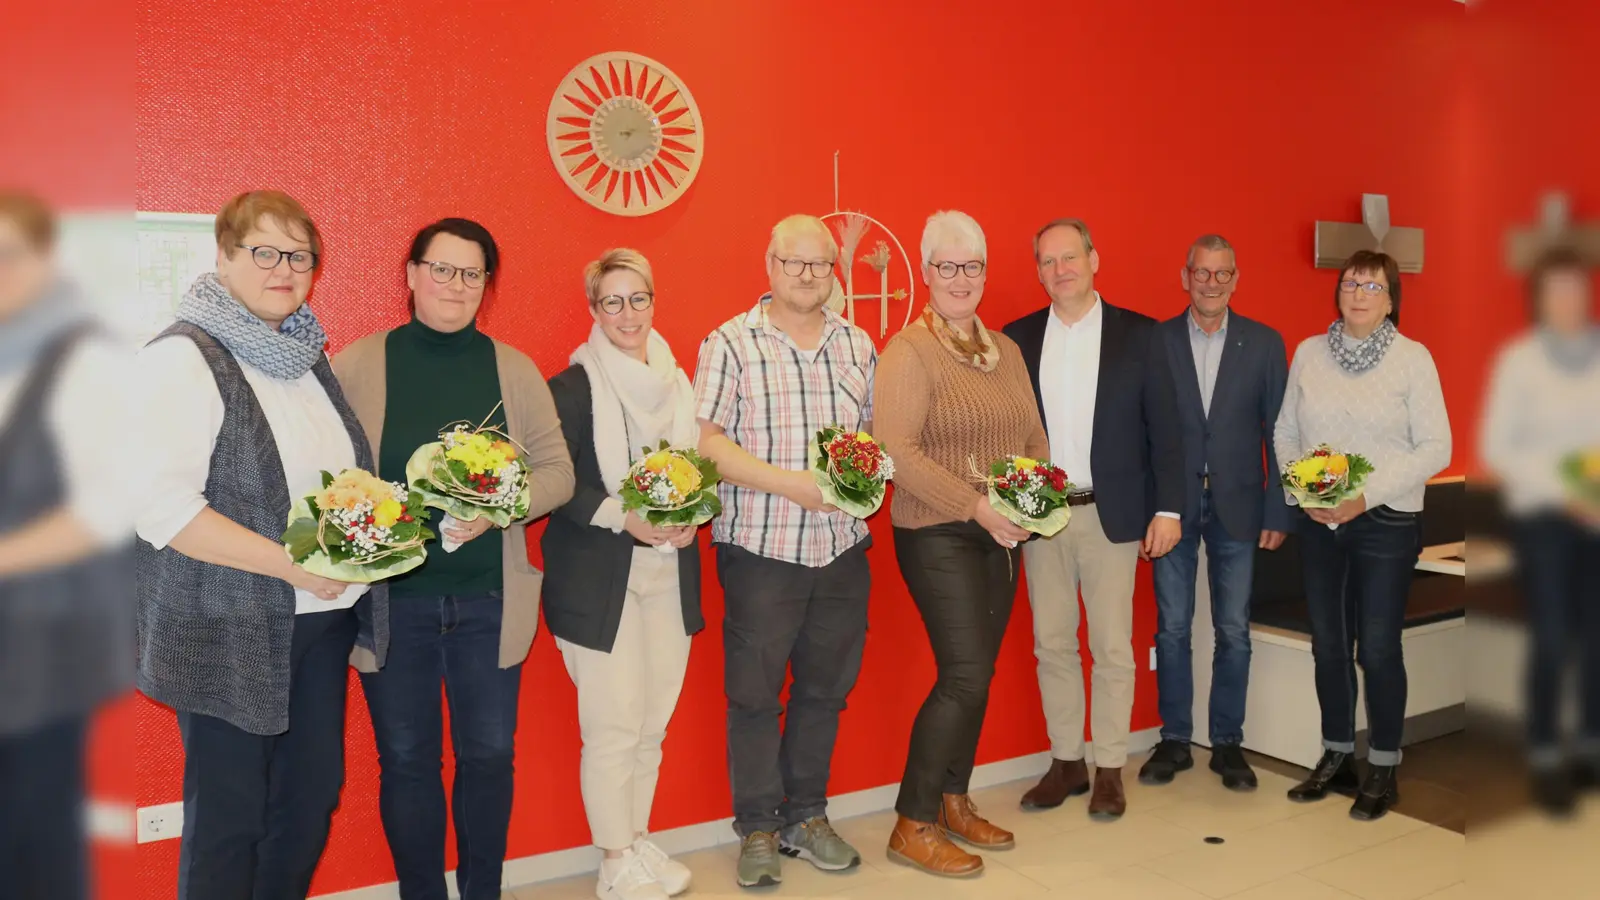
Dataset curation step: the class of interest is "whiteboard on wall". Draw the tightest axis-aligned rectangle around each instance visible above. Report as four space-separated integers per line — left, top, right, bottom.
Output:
56 210 216 347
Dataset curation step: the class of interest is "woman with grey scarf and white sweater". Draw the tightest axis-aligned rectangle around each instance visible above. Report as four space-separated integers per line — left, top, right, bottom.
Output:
133 190 386 899
543 249 704 900
1273 249 1451 822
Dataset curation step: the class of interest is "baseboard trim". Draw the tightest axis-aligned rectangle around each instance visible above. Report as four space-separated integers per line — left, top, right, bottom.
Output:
319 728 1161 899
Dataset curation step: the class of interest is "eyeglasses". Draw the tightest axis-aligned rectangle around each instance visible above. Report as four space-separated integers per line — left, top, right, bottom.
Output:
774 256 835 279
930 260 986 279
597 291 654 315
420 260 489 288
1189 267 1235 284
1339 280 1389 294
239 244 317 273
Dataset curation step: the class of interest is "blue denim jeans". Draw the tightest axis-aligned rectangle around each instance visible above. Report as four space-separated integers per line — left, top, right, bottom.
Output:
1298 507 1421 766
1152 489 1257 746
360 592 521 900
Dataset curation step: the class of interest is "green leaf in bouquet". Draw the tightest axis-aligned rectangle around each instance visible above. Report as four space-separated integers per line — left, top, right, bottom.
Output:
321 470 335 489
282 514 322 563
989 486 1071 537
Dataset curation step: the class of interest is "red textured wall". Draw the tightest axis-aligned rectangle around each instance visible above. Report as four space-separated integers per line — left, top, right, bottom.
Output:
132 1 1473 896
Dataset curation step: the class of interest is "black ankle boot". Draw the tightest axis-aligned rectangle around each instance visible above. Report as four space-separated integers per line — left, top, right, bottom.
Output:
1287 750 1359 802
1350 764 1400 820
1532 764 1577 817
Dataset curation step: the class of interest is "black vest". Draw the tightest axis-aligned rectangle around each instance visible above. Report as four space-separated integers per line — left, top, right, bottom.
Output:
135 323 388 736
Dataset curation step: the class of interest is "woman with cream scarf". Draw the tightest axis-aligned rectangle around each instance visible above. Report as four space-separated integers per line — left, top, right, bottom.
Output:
543 248 704 900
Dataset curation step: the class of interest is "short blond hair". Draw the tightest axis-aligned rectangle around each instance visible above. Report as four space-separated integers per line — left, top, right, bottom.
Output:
215 190 321 260
583 248 655 305
766 214 838 260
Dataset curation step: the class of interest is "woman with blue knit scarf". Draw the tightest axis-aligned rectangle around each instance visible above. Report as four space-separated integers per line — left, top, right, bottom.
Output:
133 190 387 900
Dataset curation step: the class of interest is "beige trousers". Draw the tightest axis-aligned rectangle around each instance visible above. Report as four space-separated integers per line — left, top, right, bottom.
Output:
1021 502 1141 768
557 548 692 850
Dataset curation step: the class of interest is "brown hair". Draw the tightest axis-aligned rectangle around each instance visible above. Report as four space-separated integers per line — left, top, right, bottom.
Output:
1033 218 1094 260
1336 250 1403 327
0 189 57 251
1526 245 1593 322
214 190 322 261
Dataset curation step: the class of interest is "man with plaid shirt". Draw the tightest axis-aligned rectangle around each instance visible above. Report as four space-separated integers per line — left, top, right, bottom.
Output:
694 214 876 889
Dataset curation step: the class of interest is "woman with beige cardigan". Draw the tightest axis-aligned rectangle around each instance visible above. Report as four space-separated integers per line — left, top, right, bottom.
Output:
333 217 573 900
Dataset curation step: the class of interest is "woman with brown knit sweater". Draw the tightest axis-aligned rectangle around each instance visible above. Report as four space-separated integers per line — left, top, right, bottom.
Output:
875 211 1050 877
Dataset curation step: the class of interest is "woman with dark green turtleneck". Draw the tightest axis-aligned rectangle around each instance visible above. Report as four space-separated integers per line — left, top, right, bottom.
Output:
332 218 574 900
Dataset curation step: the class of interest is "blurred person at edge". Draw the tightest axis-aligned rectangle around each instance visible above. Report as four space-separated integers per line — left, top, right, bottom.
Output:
1480 246 1600 817
0 189 135 900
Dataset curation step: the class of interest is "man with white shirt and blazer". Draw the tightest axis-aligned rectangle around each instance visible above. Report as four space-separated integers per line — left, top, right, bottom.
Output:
1138 235 1289 793
1002 218 1184 819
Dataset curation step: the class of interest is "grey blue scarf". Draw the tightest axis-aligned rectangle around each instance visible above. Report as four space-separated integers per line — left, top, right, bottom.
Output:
1327 318 1397 374
174 273 327 379
0 278 91 379
1539 326 1600 374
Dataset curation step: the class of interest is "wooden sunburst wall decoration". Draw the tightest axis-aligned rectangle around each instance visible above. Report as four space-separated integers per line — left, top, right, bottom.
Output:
546 52 705 216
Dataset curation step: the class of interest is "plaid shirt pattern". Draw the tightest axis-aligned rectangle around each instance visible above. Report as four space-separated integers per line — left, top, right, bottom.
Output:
693 299 877 567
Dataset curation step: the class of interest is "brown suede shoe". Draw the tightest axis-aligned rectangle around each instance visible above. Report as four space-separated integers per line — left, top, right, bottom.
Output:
1020 758 1090 809
1088 766 1127 820
939 793 1015 850
886 815 984 877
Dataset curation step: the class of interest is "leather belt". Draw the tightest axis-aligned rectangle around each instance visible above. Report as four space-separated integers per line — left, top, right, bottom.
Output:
1066 490 1096 507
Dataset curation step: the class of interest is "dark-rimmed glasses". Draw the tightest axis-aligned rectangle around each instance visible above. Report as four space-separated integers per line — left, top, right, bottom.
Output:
419 260 489 289
238 244 317 273
1339 280 1388 294
1189 267 1235 284
773 257 835 279
931 260 986 279
597 291 654 315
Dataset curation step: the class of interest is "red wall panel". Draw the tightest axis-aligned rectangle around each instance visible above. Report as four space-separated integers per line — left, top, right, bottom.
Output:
132 1 1473 895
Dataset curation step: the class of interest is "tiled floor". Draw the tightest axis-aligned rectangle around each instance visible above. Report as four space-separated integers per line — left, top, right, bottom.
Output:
1245 733 1474 835
510 747 1465 899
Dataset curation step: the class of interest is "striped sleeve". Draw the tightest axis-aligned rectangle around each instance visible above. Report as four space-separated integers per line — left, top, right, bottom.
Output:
693 326 741 430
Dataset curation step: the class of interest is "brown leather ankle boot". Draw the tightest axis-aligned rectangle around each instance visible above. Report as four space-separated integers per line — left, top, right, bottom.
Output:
886 815 984 877
1021 758 1090 809
939 793 1015 850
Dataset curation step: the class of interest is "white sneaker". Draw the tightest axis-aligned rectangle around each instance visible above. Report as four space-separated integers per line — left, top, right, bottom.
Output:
596 850 669 900
633 837 693 896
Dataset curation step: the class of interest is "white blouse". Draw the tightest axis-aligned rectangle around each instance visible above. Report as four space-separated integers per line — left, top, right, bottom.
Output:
134 337 368 614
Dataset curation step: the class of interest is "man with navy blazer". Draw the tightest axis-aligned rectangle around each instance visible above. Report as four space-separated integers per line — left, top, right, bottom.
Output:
1137 235 1290 793
1002 219 1184 819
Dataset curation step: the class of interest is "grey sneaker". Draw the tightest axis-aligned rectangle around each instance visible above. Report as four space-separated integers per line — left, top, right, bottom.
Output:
736 831 782 888
779 817 861 871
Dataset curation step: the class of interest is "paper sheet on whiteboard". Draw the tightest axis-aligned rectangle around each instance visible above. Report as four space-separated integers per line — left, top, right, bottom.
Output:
57 210 215 347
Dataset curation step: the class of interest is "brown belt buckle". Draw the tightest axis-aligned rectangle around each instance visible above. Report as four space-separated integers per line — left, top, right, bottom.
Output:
1067 490 1095 507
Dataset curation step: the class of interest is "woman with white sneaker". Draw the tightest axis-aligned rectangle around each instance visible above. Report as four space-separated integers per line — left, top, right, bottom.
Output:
543 248 704 900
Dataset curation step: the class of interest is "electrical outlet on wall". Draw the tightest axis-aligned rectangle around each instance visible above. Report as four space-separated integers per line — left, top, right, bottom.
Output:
137 802 184 843
1150 647 1157 671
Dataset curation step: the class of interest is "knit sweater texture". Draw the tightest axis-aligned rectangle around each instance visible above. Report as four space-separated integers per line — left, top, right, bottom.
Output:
874 324 1050 529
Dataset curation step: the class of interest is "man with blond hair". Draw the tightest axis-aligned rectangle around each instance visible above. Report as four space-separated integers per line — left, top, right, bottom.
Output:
694 214 877 888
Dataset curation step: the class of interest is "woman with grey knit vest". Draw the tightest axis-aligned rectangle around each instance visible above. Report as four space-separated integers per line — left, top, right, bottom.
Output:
1273 250 1451 822
134 190 388 900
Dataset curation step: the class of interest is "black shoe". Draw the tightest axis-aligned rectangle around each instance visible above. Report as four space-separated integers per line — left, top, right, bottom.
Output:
1138 740 1193 785
1209 744 1258 791
1350 764 1400 820
1533 764 1578 817
1287 750 1359 802
1571 756 1600 791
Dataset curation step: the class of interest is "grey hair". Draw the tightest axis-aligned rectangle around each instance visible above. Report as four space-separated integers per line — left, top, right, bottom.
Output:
920 210 987 264
1186 234 1235 267
1033 218 1094 260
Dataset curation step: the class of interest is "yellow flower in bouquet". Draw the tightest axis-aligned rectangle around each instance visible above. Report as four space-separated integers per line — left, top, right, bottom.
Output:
444 432 517 476
1282 445 1373 508
1583 450 1600 481
316 469 395 511
666 456 702 496
1289 456 1327 486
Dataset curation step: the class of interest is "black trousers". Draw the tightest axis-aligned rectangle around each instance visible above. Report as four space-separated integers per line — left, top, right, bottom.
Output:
0 715 89 900
717 540 871 836
176 608 358 900
1512 513 1600 755
893 522 1019 822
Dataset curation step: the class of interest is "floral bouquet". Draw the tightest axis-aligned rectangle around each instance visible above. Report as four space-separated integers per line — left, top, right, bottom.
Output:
282 469 434 582
1559 447 1600 506
406 412 532 552
810 425 894 518
981 456 1074 536
1282 444 1375 509
619 441 722 542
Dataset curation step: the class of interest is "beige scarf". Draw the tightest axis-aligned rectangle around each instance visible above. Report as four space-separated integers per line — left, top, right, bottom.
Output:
918 305 1000 372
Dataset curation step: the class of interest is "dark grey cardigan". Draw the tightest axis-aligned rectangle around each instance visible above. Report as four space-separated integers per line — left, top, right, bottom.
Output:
541 364 702 653
135 323 389 736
